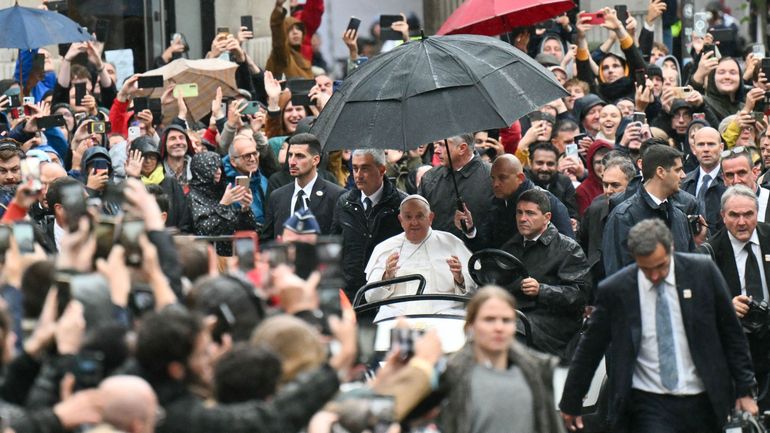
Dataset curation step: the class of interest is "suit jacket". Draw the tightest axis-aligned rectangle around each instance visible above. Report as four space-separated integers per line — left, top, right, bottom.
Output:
260 176 345 240
681 167 726 234
560 253 756 431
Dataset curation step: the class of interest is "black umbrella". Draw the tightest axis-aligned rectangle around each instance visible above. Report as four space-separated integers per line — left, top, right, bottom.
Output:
311 34 567 233
311 34 568 152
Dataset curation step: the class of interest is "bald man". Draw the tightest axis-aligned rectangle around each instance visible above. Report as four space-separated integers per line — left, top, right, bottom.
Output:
455 154 574 250
680 127 727 234
100 375 159 433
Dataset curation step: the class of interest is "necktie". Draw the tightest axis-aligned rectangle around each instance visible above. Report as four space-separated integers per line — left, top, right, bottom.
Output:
523 240 535 249
655 282 679 391
364 197 373 217
744 243 764 301
696 174 712 215
294 190 306 214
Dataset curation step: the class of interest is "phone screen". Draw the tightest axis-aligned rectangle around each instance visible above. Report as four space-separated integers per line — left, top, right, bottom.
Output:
74 82 87 106
13 222 35 254
240 16 253 32
137 75 164 89
119 220 144 266
347 17 361 32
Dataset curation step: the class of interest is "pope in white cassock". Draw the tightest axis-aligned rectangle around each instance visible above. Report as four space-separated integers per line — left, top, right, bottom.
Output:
364 194 476 319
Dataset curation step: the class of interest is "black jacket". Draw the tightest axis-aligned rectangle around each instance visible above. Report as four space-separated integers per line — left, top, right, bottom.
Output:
603 187 695 276
157 175 192 233
261 176 345 241
500 224 590 358
560 253 756 431
698 224 770 375
330 177 406 299
680 166 726 235
578 194 611 303
528 170 579 220
152 364 340 433
464 179 574 251
418 155 494 239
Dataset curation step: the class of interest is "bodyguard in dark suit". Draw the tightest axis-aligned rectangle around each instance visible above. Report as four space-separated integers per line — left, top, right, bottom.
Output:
260 133 344 240
561 219 758 433
697 185 770 411
680 127 727 234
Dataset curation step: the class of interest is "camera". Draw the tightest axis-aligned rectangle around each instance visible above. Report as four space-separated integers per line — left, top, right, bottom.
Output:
722 409 769 432
686 214 702 236
743 299 770 337
390 328 425 362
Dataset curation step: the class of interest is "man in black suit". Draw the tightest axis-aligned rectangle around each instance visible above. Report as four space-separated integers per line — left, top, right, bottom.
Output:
260 133 344 240
698 185 770 411
560 219 758 433
680 127 726 234
721 147 770 223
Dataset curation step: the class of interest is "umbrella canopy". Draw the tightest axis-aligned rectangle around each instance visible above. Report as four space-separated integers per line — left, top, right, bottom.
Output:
311 34 567 152
137 58 240 122
0 4 91 49
437 0 575 36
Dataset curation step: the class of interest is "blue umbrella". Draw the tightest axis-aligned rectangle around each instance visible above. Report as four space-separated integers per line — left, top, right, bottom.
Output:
0 3 91 49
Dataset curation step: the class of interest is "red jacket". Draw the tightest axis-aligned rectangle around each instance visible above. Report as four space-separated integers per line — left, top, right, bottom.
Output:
109 98 133 138
291 0 324 62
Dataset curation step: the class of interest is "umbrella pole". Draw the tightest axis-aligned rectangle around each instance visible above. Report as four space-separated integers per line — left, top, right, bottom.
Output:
444 138 470 234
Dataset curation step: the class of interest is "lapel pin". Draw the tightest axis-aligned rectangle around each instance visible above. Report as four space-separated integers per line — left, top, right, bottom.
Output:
683 289 692 299
764 254 770 262
316 190 323 197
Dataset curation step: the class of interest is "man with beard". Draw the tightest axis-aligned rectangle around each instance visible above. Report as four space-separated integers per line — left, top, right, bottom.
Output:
160 125 195 189
261 133 344 240
265 0 314 79
455 154 574 251
527 142 579 221
0 141 23 219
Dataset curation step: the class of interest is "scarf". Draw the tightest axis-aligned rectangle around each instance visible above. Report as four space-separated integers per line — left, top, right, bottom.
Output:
141 165 165 185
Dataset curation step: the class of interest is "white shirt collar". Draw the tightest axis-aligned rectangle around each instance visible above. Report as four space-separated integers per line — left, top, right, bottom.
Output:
699 165 720 181
294 173 318 197
645 189 666 206
728 229 760 252
362 182 385 207
53 220 65 252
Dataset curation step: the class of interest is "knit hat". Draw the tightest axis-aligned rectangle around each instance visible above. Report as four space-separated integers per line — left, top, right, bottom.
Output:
283 208 321 234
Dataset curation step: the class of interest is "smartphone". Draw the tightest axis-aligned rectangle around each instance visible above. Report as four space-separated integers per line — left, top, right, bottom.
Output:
133 97 149 112
137 75 164 89
36 114 65 130
13 222 35 254
234 231 258 271
241 101 263 115
216 26 230 38
581 11 605 25
347 16 361 32
287 79 315 106
632 112 647 124
751 111 765 123
671 86 692 99
212 303 236 343
74 82 87 105
94 19 110 42
173 83 198 98
634 69 646 88
709 27 735 43
240 16 253 33
0 225 10 262
235 175 249 188
119 220 144 267
6 94 20 108
486 129 499 141
20 157 42 194
614 5 628 23
702 43 721 60
529 111 544 122
61 183 87 232
379 14 404 40
73 351 105 390
46 0 68 12
55 272 71 318
94 220 116 261
565 143 579 157
762 58 770 74
89 121 106 134
128 126 141 142
574 133 588 143
753 44 766 57
693 112 706 120
693 12 709 37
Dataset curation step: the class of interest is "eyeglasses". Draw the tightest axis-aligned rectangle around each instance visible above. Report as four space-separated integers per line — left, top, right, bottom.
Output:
720 145 751 159
234 151 258 161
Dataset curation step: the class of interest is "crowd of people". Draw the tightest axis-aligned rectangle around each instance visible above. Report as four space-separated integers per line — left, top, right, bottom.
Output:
0 0 766 431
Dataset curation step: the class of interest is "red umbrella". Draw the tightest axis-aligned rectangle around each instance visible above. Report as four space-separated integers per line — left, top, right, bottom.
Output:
437 0 576 36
